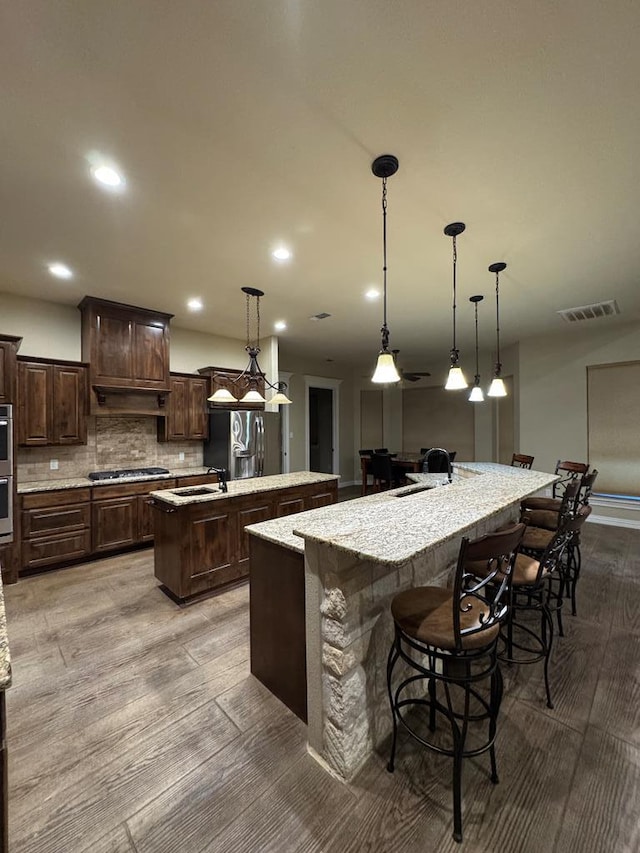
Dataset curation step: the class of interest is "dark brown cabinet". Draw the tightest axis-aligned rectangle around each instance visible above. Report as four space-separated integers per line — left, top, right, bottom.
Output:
17 358 88 446
153 478 339 599
78 297 173 415
0 335 22 406
91 479 174 553
198 366 265 409
158 374 209 441
21 489 92 571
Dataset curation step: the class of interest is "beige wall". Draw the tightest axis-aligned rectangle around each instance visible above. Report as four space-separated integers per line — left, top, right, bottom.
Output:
518 319 640 475
280 349 355 484
0 290 277 379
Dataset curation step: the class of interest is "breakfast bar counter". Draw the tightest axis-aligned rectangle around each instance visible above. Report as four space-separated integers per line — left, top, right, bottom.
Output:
246 462 557 781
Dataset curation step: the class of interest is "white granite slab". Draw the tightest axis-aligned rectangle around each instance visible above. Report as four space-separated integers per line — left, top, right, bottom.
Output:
150 471 340 507
18 467 218 493
0 575 10 690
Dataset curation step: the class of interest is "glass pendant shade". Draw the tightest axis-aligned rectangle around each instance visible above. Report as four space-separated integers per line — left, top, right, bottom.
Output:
469 383 484 402
487 376 507 397
239 388 267 404
372 351 401 384
269 390 292 405
208 388 238 403
445 366 468 390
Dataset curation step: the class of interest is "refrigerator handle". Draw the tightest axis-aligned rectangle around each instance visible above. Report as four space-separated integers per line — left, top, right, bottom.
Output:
257 415 265 476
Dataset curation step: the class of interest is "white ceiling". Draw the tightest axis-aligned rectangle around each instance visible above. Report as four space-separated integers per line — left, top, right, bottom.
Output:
1 1 639 376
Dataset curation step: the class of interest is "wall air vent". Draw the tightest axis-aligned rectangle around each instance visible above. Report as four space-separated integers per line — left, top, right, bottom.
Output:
309 312 331 321
557 299 620 323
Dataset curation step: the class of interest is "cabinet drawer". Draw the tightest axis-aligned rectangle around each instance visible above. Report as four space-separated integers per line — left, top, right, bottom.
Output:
22 530 91 570
22 503 91 538
21 488 91 510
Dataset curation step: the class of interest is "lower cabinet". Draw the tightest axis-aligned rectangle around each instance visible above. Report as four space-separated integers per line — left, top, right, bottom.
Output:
18 474 218 573
21 489 92 571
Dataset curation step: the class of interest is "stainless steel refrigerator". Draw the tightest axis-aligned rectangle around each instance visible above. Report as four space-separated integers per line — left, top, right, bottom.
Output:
203 410 281 479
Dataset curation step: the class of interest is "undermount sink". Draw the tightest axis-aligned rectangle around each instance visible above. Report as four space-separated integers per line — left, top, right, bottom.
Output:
392 484 438 497
172 487 218 496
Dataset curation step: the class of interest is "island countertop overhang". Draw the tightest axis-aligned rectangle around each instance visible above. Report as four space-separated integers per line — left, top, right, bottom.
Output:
247 463 558 567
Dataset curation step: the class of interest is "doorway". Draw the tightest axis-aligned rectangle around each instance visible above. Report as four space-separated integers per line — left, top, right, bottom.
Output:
304 375 341 474
309 388 333 473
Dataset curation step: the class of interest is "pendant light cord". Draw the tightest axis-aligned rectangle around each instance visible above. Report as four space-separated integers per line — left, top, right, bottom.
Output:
451 234 458 353
474 300 480 380
381 175 389 348
494 269 501 370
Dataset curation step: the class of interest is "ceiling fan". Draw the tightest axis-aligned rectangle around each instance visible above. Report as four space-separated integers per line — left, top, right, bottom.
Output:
392 350 431 383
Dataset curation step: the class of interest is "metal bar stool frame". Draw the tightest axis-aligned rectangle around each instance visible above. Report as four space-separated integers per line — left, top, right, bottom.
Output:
386 523 526 843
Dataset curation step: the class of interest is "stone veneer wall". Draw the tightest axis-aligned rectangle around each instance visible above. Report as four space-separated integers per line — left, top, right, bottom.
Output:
17 417 203 483
303 503 519 782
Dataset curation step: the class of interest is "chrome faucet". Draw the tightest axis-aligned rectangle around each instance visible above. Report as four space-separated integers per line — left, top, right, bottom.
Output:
207 466 228 493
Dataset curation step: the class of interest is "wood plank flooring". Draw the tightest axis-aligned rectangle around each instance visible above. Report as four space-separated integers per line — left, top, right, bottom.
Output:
3 520 640 852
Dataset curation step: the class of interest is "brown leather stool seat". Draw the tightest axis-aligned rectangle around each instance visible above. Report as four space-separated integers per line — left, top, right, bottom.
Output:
391 587 499 651
386 523 526 844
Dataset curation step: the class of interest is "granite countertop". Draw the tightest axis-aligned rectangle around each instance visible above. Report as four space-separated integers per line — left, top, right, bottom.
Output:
17 467 215 494
0 575 10 690
247 462 557 566
150 471 340 507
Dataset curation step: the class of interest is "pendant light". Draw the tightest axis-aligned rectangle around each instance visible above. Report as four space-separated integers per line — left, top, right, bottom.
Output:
371 154 401 384
487 262 507 397
468 295 484 402
444 222 468 390
207 287 292 405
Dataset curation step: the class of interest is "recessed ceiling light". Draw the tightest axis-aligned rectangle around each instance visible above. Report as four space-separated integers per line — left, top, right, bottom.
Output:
272 247 292 261
187 298 203 311
365 288 380 300
48 262 73 279
91 164 126 190
274 320 287 331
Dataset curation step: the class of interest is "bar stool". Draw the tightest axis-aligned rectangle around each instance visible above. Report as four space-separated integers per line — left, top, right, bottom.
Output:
386 523 526 843
521 459 589 513
521 469 598 531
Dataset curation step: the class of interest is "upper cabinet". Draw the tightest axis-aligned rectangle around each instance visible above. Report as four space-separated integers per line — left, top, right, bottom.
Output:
198 366 265 410
17 358 88 446
0 335 23 405
157 373 209 441
78 297 173 415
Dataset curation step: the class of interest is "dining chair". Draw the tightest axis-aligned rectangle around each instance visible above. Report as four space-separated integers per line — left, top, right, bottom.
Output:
511 453 534 469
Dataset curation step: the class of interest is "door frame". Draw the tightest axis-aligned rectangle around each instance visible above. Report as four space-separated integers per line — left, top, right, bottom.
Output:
304 375 341 474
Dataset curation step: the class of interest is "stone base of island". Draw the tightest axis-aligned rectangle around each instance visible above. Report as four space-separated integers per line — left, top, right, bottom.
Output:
246 462 558 782
150 472 339 600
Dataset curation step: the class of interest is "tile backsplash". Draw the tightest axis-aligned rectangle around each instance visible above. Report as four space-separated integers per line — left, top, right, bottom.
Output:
17 416 203 483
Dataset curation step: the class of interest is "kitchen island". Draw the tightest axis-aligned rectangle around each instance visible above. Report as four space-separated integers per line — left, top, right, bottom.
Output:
150 471 339 600
246 462 558 782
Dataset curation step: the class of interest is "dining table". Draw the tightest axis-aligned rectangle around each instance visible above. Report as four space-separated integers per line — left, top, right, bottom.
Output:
360 452 424 495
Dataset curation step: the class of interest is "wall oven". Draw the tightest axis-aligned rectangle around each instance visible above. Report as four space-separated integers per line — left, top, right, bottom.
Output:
0 406 14 543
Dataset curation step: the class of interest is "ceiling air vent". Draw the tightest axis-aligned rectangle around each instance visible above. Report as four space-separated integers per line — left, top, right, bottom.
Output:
557 299 620 323
309 312 331 321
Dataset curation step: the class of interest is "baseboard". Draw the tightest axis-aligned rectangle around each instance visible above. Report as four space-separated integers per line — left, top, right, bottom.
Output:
339 479 358 489
588 514 640 530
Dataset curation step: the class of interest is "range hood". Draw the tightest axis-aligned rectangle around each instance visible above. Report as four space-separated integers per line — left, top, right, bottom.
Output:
79 296 173 416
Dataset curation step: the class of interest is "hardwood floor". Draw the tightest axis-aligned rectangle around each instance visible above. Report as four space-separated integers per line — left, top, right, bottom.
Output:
3 522 640 852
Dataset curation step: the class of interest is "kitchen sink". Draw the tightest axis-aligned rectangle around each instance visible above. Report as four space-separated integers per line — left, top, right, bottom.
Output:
392 484 438 497
172 487 218 496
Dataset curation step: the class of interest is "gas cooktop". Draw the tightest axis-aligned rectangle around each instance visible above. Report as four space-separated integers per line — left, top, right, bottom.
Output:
88 467 171 481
